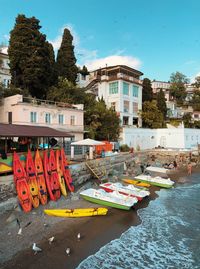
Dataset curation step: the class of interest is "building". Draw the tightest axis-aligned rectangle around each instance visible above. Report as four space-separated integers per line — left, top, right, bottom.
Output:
83 65 143 128
151 80 171 101
0 94 84 141
0 51 11 88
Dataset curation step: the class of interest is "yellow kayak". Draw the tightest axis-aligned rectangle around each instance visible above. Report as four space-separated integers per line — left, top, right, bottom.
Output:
122 178 151 188
44 207 108 217
56 150 67 197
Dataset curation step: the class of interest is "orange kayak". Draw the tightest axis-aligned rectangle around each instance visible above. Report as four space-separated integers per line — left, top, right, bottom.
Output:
13 152 32 212
60 148 74 192
26 150 40 208
55 149 67 196
35 150 48 205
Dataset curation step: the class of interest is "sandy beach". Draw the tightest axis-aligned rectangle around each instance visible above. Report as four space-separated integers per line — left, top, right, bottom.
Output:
1 167 198 269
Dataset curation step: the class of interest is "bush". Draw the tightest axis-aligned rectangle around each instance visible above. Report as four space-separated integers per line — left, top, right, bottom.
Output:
120 144 130 152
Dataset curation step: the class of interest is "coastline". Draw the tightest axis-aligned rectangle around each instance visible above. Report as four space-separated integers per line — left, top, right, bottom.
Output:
1 167 199 269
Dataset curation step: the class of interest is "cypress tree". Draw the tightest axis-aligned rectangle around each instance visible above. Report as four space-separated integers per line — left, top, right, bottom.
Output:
156 90 167 119
8 14 56 98
142 78 153 103
56 28 78 84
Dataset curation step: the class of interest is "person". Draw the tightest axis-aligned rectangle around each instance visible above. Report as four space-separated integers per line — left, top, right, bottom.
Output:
173 160 178 169
187 163 192 175
101 149 105 158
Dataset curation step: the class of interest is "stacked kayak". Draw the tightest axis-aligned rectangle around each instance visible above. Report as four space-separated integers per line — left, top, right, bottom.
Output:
100 182 150 201
44 207 108 217
134 174 174 188
60 148 74 192
122 178 150 188
80 188 138 210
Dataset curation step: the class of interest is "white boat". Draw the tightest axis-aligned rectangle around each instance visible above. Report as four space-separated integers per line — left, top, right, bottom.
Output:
80 188 138 210
145 166 170 174
134 174 174 188
100 182 150 201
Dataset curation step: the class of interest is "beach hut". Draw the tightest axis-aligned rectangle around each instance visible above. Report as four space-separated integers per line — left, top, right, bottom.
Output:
71 139 105 160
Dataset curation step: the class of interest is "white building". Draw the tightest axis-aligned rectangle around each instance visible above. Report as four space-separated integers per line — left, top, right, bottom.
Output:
85 65 143 127
151 80 171 101
0 51 11 88
0 94 84 141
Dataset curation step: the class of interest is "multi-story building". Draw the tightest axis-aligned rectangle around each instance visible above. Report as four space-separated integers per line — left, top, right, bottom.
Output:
0 94 84 141
0 51 11 88
151 80 171 101
83 65 143 128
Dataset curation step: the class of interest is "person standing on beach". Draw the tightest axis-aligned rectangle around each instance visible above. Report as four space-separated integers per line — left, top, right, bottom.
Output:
187 163 192 175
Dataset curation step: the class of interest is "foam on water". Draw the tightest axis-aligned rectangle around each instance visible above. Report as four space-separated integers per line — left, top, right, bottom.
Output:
77 174 200 269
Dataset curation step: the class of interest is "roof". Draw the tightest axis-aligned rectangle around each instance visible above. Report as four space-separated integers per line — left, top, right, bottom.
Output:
0 123 73 137
71 138 105 146
92 65 143 76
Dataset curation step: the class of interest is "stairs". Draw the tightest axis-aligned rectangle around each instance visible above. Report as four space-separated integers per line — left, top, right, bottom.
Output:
85 160 106 181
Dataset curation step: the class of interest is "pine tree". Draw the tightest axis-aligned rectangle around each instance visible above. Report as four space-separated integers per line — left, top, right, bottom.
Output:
142 78 153 103
56 28 78 84
8 14 56 98
156 90 167 119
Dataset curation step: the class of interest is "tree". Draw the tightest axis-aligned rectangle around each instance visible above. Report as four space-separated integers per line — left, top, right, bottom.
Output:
8 14 56 98
182 113 192 128
169 71 188 104
141 101 164 128
142 78 153 103
156 90 167 119
189 90 200 111
56 28 78 84
192 75 200 89
79 65 89 76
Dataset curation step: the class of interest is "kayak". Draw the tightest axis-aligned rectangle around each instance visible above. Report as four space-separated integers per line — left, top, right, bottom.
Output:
44 207 108 217
48 149 61 200
26 150 40 208
13 152 32 212
55 149 67 196
122 178 150 188
43 150 60 201
60 148 74 192
34 149 48 205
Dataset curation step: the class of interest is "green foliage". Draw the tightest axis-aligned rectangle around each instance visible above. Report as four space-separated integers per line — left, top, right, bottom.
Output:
79 65 89 76
182 113 192 128
8 14 56 98
156 90 167 119
120 144 130 152
192 76 200 89
56 28 78 84
142 78 153 103
169 72 188 104
141 101 165 128
189 90 200 111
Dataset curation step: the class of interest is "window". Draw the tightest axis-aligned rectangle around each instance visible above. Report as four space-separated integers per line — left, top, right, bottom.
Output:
58 114 64 125
70 115 75 125
124 101 129 113
30 112 37 123
109 81 118 94
123 116 129 125
45 113 51 124
133 85 139 97
133 117 138 125
133 102 138 113
123 82 129 95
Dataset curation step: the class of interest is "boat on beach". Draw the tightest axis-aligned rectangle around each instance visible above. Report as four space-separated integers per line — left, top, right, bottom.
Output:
44 207 108 217
100 182 150 201
134 174 174 188
80 188 138 210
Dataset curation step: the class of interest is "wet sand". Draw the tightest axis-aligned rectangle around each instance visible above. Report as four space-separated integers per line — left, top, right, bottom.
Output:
1 167 199 269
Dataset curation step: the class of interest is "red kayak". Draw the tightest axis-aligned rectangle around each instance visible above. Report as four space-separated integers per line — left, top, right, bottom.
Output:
26 150 40 208
35 150 48 205
43 150 60 201
60 148 74 192
13 152 32 212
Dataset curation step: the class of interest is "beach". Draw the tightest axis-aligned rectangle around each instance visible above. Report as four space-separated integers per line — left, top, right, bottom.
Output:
1 167 199 269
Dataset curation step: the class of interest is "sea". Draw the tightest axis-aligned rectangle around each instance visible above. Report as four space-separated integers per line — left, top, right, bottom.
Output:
77 173 200 269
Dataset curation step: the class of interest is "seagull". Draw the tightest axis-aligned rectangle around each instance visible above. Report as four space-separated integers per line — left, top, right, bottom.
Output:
17 227 22 235
32 243 42 255
77 233 81 241
66 247 71 256
48 236 55 244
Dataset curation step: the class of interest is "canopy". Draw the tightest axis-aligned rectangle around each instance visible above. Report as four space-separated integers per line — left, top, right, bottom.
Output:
71 138 105 146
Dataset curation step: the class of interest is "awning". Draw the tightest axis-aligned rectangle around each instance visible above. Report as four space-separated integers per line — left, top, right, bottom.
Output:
0 123 73 137
71 138 105 146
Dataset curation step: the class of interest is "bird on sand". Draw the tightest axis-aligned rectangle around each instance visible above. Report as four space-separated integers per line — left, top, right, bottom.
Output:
48 236 55 244
77 233 81 241
17 227 22 235
66 247 71 256
32 243 42 255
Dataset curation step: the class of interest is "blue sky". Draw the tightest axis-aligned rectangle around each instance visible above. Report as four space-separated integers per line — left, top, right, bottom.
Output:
0 0 200 82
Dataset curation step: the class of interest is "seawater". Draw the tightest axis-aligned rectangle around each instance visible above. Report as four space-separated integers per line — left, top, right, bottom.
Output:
77 173 200 269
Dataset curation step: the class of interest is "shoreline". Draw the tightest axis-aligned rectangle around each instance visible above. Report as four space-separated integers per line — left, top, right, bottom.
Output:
1 167 199 269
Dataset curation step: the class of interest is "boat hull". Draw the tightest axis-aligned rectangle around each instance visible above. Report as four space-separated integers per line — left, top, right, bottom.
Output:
134 177 173 188
44 207 108 217
80 194 132 210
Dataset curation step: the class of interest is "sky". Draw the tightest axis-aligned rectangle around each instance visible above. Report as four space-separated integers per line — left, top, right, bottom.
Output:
0 0 200 82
